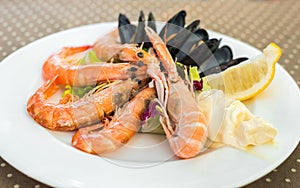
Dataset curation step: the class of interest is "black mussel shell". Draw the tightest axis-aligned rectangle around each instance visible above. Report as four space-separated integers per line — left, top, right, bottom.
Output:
118 10 249 78
159 10 186 41
147 12 157 32
166 20 201 57
199 45 233 74
174 28 209 62
118 13 136 44
200 57 249 77
132 11 147 44
178 38 221 66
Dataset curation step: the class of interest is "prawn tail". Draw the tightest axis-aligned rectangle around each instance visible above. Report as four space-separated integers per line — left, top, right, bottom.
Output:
72 123 119 154
27 75 59 109
170 122 208 159
26 76 60 129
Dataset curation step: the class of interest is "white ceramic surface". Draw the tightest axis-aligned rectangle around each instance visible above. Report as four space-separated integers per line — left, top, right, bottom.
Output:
0 23 299 188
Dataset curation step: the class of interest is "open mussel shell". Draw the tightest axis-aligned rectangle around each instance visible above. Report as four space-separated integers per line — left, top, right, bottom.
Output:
199 45 233 75
214 46 233 64
174 28 209 61
179 42 213 66
177 38 221 66
200 45 233 70
166 20 200 58
119 11 155 49
118 13 136 44
118 10 248 77
206 38 221 53
132 11 150 47
199 57 248 77
147 12 157 32
159 10 186 40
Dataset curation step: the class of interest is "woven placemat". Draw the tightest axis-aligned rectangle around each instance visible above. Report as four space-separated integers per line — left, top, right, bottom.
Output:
0 0 299 187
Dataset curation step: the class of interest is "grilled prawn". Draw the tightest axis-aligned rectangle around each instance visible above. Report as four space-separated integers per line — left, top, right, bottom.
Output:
27 77 136 131
143 27 209 159
42 45 148 86
72 87 156 154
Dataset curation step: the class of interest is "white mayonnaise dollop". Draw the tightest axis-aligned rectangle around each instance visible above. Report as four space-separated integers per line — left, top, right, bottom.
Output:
197 90 277 149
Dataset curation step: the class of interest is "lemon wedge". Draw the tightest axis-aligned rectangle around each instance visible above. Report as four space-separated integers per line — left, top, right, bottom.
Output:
205 43 282 101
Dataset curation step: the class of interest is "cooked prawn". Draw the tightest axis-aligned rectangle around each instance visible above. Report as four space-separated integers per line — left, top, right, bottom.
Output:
27 77 136 131
93 27 137 62
72 87 156 154
143 27 209 159
42 46 149 86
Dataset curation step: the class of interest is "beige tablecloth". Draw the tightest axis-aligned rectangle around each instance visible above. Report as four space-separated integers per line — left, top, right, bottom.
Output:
0 0 299 187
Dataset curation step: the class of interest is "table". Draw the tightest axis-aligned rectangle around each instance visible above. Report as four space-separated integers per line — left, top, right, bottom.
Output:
0 0 299 187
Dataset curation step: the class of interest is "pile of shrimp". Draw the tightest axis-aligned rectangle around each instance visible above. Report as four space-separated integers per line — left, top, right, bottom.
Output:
27 12 211 159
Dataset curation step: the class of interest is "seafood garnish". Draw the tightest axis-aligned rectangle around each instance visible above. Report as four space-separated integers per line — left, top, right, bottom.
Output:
118 10 248 76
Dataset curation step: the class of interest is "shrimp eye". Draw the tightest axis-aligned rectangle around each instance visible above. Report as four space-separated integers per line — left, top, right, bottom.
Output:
137 52 144 58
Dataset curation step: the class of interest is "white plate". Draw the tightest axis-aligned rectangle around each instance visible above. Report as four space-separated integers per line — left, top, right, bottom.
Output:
0 22 299 188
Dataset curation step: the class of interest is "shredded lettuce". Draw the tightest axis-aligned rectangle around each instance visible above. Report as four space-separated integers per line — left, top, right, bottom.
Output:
78 50 100 65
188 65 211 91
88 50 100 62
62 85 93 98
139 115 164 134
201 77 211 91
140 100 165 134
61 81 114 99
189 66 201 82
77 57 86 65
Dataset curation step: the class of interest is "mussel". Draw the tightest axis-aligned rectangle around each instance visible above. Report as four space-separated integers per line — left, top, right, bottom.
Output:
117 10 248 77
159 10 186 40
118 13 136 44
